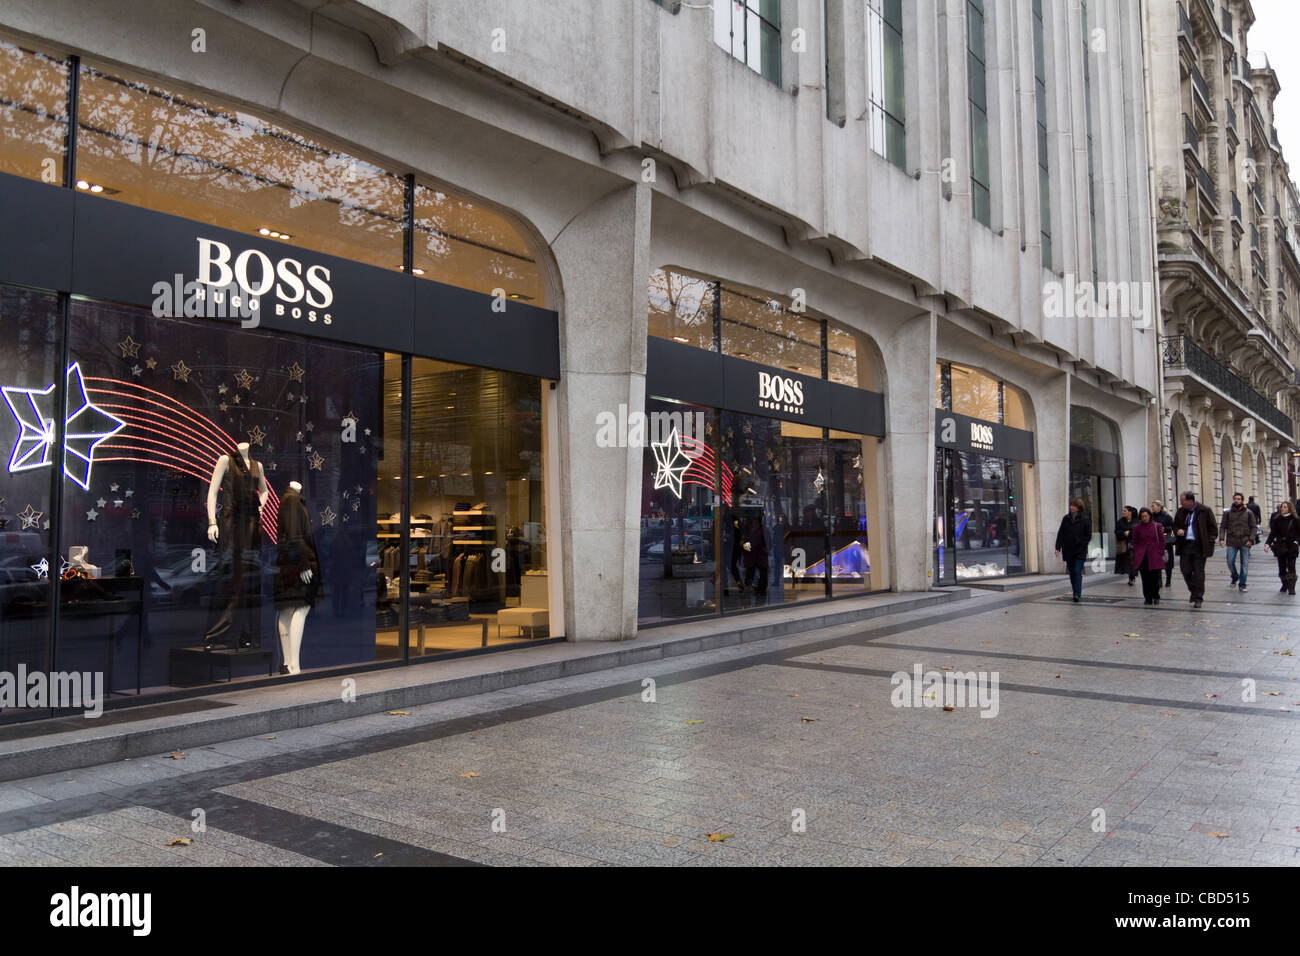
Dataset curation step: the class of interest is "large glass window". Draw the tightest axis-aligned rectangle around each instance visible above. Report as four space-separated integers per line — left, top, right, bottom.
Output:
0 287 61 721
648 268 717 351
74 62 405 271
867 0 905 170
53 300 389 694
967 0 991 227
0 38 67 184
714 0 782 85
720 287 821 374
405 359 548 652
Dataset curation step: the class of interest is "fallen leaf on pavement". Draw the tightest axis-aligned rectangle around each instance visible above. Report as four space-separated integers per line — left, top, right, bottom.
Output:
943 706 955 712
373 852 383 858
166 752 185 760
684 719 703 725
1028 750 1039 755
459 771 479 778
388 711 411 716
788 693 801 698
1123 633 1139 638
1208 831 1229 839
1205 693 1218 699
706 832 734 842
167 838 191 847
800 717 817 723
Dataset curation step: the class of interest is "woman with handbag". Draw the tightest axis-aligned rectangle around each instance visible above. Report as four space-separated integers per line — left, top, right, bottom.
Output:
1115 506 1136 585
1265 500 1300 595
1130 507 1166 605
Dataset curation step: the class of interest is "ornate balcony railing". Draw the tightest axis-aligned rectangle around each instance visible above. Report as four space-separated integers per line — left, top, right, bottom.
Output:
1197 165 1217 206
1183 113 1199 153
1232 191 1242 223
1226 100 1236 132
1162 335 1294 437
1178 3 1194 43
1190 62 1211 108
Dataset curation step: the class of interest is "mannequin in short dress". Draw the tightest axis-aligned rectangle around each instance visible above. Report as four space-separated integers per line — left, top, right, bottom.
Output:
274 480 320 674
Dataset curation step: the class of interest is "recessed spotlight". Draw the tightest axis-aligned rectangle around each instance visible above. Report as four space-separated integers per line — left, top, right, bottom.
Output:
89 184 103 193
485 471 494 475
269 231 281 238
259 227 271 236
415 475 425 479
76 179 89 190
446 404 454 409
412 268 425 276
280 234 292 240
673 335 690 343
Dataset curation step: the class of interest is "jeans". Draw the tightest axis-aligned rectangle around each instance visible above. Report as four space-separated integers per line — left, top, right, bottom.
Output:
1226 545 1250 586
1066 557 1085 598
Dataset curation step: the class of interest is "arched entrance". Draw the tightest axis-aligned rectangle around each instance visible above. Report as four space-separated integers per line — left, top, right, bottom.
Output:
1196 426 1215 503
1169 413 1190 505
1220 435 1235 510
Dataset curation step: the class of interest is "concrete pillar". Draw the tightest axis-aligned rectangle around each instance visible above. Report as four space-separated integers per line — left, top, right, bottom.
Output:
878 310 935 591
1033 372 1071 571
550 183 652 640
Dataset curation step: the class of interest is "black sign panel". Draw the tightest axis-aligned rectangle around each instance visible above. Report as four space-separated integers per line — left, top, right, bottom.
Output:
645 336 885 435
0 174 75 293
0 172 560 379
1070 442 1121 477
935 409 1035 462
414 281 559 380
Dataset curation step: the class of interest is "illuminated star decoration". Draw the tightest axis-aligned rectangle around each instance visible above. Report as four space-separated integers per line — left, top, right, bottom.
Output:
651 428 692 499
3 364 126 490
86 507 99 521
130 364 142 377
319 506 336 527
286 362 305 383
234 369 254 390
64 364 127 490
116 336 141 358
145 357 157 370
307 451 325 472
29 558 48 580
247 425 266 446
171 360 191 382
18 504 42 529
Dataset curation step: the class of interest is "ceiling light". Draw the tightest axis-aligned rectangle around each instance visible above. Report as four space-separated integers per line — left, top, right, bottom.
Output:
89 184 103 193
485 471 493 475
259 227 271 236
412 268 425 276
76 179 89 190
269 231 281 238
673 335 690 343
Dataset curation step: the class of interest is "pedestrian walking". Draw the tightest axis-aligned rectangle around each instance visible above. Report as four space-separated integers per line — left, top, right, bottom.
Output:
1265 500 1300 596
1247 495 1262 529
1172 491 1217 609
1218 492 1258 593
1055 498 1091 602
1115 506 1137 586
1151 500 1175 587
1131 507 1166 605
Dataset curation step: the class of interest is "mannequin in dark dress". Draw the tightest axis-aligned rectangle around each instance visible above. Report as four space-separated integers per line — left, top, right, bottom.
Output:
274 481 320 674
204 442 267 649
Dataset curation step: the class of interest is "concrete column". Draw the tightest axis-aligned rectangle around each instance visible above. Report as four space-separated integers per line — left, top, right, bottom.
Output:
879 310 936 591
550 183 652 640
1034 371 1071 571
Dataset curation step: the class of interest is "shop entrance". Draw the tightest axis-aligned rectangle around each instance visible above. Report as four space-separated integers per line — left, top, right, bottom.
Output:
933 447 1025 583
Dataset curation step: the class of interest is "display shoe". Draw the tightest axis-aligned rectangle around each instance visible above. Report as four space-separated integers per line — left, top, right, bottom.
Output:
278 665 290 675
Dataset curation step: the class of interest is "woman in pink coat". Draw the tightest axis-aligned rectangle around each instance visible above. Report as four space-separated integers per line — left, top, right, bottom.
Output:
1130 507 1167 605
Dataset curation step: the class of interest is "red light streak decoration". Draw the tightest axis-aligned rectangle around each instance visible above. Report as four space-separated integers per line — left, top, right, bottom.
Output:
679 434 734 502
87 377 283 543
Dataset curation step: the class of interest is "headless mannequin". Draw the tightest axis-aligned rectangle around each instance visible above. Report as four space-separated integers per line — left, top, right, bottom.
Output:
204 442 268 648
277 480 313 675
207 443 268 542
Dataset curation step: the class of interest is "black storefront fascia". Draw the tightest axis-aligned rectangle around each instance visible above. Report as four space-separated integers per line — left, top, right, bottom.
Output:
0 171 561 715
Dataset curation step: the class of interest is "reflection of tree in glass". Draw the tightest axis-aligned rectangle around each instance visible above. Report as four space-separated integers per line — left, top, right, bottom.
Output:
649 269 713 339
0 42 69 180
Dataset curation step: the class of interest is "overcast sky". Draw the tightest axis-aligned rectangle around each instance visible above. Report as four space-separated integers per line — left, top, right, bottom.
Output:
1247 0 1300 185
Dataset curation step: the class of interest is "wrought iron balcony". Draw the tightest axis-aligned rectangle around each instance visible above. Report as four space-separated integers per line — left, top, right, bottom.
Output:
1197 165 1217 206
1252 224 1260 251
1183 113 1198 154
1190 62 1211 109
1226 100 1236 132
1222 8 1232 35
1162 335 1294 437
1232 191 1242 224
1178 3 1194 43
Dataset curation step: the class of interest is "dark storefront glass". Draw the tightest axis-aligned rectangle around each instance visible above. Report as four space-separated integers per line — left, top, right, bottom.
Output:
638 399 718 625
826 430 879 592
1070 406 1122 559
0 287 61 720
52 300 387 693
719 414 827 611
405 358 547 653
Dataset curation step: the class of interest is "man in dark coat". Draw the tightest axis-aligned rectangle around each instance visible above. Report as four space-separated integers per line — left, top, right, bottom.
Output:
1150 500 1175 588
1172 491 1218 608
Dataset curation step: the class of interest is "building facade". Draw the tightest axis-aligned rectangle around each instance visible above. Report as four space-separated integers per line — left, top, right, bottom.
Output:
0 0 1162 714
1147 0 1300 514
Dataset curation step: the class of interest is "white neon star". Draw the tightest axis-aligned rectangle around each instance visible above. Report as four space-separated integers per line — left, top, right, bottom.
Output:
3 364 125 490
651 428 692 499
17 504 42 529
30 558 48 580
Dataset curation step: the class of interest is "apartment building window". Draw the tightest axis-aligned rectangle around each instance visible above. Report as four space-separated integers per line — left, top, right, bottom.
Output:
967 0 991 227
1032 0 1051 268
714 0 782 86
867 0 905 169
1082 0 1099 285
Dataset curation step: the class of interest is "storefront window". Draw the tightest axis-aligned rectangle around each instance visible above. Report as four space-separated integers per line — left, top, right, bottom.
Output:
0 286 61 720
719 415 827 611
74 62 406 270
648 267 717 351
638 399 718 624
46 300 389 693
827 430 881 592
949 363 1001 422
413 184 546 306
0 38 67 184
827 326 861 387
720 287 821 375
405 359 547 651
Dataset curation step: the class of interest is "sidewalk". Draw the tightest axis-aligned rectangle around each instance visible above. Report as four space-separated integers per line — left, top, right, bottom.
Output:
0 584 997 781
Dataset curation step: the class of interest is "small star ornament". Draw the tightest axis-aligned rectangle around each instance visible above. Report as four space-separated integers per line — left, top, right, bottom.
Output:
319 506 337 527
308 451 325 471
116 336 141 358
286 362 305 383
17 504 42 530
234 369 254 390
171 360 191 382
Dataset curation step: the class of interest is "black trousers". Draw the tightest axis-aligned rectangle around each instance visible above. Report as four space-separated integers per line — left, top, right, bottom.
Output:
1137 557 1162 602
1180 544 1207 601
1275 551 1297 587
1163 543 1175 585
